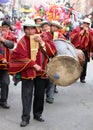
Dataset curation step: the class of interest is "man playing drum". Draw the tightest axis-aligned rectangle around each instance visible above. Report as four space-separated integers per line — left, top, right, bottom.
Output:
40 20 56 104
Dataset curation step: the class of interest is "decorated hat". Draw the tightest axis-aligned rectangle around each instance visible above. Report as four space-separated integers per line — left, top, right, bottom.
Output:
40 20 50 27
34 16 43 21
83 17 91 24
50 20 62 29
23 19 39 27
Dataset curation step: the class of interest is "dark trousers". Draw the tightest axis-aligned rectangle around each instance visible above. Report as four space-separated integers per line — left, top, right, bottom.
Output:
80 50 89 80
21 76 46 122
46 79 55 99
0 70 10 102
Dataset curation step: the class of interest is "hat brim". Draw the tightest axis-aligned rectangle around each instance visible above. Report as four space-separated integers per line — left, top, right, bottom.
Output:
40 22 50 27
23 24 40 27
83 21 90 24
50 23 62 29
34 18 43 21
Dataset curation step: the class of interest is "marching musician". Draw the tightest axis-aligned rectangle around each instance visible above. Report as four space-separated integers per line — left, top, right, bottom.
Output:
0 20 17 109
34 16 43 34
50 20 67 94
9 19 57 127
40 20 56 104
40 21 53 42
70 17 93 83
50 20 66 40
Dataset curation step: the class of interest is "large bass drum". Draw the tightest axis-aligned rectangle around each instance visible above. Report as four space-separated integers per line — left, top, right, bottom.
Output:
47 39 83 86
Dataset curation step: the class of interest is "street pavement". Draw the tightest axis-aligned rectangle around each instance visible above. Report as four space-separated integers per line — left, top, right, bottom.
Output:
0 60 93 130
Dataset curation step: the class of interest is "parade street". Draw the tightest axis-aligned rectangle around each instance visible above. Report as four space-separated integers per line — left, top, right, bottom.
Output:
0 0 93 130
0 59 93 130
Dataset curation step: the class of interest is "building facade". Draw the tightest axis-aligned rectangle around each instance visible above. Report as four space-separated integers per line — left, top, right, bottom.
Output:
70 0 93 15
10 0 93 16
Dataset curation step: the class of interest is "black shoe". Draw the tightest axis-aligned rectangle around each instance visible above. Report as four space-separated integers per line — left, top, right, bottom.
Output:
80 80 86 83
54 89 58 93
34 116 45 122
20 120 29 127
0 101 10 109
46 98 54 104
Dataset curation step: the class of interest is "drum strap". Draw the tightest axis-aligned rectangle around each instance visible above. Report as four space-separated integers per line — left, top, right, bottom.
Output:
40 45 50 61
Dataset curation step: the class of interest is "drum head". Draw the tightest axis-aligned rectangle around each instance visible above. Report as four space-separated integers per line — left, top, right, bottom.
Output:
47 55 82 86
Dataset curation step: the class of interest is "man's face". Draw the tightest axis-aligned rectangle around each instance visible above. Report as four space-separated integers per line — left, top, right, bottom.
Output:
2 25 9 32
35 19 42 24
51 25 59 32
24 26 36 37
42 24 50 32
83 22 90 28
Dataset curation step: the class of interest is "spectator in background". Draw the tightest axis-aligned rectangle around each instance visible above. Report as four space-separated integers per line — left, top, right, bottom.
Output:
15 18 22 37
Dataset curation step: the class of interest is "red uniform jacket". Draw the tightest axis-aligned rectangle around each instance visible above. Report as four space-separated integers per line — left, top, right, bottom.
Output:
70 26 93 59
0 31 17 70
9 34 57 79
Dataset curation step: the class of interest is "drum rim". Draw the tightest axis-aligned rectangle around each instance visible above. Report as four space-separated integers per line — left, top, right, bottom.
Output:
47 55 82 71
54 38 76 50
47 55 82 86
